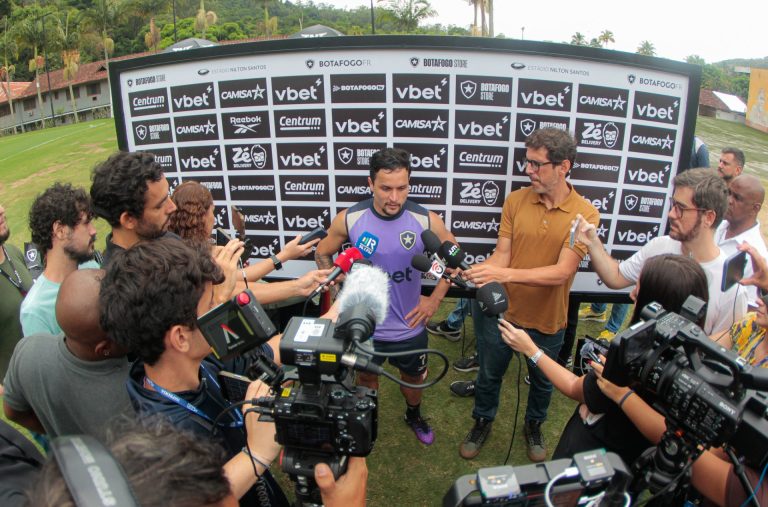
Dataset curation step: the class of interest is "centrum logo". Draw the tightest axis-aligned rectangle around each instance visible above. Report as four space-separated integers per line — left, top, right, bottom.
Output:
409 183 443 200
456 147 506 172
277 112 324 134
460 80 477 99
284 180 326 196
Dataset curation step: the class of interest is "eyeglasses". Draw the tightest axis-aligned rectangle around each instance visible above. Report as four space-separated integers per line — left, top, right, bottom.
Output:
668 197 707 215
523 158 559 171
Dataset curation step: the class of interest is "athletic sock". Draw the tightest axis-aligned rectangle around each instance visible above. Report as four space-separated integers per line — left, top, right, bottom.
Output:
406 403 421 421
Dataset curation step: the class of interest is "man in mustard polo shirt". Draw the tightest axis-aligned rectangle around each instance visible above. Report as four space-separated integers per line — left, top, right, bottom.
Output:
458 128 599 461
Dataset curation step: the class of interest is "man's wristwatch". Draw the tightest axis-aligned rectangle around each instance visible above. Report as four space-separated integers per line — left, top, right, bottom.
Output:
528 349 543 367
270 254 282 271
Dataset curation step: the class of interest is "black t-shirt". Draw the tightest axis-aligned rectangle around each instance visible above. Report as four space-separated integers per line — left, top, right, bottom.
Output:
553 371 652 467
0 420 44 507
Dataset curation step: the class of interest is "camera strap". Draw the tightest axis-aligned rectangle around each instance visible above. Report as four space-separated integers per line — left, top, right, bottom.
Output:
144 364 244 428
0 246 27 296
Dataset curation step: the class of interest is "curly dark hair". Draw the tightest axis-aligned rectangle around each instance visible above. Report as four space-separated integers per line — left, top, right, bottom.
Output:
28 183 92 263
91 151 164 227
99 237 223 365
525 128 578 166
27 417 231 507
169 181 213 243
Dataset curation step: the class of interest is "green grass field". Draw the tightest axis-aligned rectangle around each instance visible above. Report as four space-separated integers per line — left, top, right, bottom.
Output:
0 116 767 505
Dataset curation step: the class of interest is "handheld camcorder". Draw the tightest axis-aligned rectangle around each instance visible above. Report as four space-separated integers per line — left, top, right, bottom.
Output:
602 296 768 503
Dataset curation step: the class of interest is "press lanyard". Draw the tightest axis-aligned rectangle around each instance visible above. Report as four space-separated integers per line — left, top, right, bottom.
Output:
0 246 26 296
144 364 244 428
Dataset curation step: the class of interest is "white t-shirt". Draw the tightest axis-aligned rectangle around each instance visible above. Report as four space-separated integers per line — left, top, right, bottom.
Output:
715 220 768 306
618 235 748 335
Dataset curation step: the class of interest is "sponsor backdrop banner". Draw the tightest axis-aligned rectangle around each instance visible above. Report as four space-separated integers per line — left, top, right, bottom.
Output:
111 36 700 295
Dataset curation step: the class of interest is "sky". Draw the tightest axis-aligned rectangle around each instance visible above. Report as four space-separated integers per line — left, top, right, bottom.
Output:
325 0 766 64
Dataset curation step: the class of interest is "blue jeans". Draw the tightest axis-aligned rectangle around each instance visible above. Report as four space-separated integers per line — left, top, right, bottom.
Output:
446 298 470 330
589 303 630 333
471 300 565 422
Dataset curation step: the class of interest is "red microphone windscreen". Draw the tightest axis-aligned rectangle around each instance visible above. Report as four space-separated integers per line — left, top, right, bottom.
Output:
334 247 363 273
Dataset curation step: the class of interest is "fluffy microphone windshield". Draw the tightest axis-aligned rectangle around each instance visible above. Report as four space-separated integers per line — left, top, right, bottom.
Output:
336 264 390 325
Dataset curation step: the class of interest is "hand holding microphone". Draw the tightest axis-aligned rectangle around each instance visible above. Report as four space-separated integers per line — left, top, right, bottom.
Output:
309 247 364 298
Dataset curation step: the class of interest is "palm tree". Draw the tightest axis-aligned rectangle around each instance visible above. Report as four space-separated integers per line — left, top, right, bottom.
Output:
388 0 436 33
636 40 655 56
464 0 478 35
487 0 493 37
12 12 50 128
588 37 601 48
685 55 705 66
0 16 21 133
598 29 614 48
570 32 586 45
61 9 81 123
195 0 217 39
144 17 160 52
81 0 125 119
256 0 277 38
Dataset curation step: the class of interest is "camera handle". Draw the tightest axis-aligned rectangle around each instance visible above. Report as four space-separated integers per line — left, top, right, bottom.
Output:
630 429 697 506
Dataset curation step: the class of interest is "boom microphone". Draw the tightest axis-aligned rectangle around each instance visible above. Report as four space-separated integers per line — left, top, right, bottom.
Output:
309 247 364 298
335 264 390 343
438 241 472 271
411 254 469 290
476 282 508 318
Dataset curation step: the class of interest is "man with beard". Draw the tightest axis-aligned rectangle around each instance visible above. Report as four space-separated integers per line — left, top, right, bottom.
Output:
0 203 33 385
90 151 177 266
20 184 98 336
575 168 747 335
717 147 745 185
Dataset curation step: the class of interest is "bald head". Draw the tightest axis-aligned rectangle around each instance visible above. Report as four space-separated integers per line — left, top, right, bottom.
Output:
725 174 764 229
56 269 106 345
733 174 765 204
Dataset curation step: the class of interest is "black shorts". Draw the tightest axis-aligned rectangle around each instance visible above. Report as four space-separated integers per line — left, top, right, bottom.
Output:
369 329 428 377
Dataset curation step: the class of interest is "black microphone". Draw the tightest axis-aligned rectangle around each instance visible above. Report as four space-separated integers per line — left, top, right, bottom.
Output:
475 282 508 319
421 229 442 256
438 240 472 271
411 254 469 290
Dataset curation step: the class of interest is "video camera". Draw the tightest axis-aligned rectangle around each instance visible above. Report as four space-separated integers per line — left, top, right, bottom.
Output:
602 296 768 503
444 450 630 506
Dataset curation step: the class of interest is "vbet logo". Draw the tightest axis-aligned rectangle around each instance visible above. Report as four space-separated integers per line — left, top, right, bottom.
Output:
272 75 324 104
282 206 331 231
455 110 510 141
517 79 572 111
574 185 616 214
393 74 450 104
170 83 215 112
276 143 327 170
633 91 681 124
226 144 271 170
394 143 448 171
393 109 448 138
333 109 386 137
576 118 624 150
624 158 672 188
614 220 660 247
177 145 221 171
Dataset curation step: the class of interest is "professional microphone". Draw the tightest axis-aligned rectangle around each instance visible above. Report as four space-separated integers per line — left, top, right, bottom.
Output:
335 264 390 342
476 282 508 319
411 254 469 290
354 231 379 258
421 229 442 256
309 247 363 298
438 240 472 271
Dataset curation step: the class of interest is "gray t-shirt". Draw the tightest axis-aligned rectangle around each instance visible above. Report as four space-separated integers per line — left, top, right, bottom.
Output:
3 333 132 440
